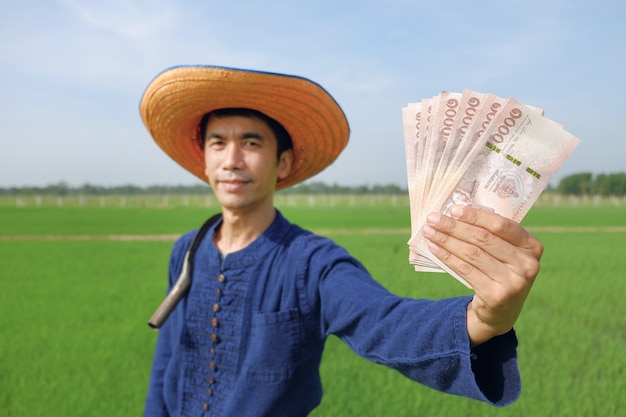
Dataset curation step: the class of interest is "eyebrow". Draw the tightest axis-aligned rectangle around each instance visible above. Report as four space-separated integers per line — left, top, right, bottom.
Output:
206 131 266 141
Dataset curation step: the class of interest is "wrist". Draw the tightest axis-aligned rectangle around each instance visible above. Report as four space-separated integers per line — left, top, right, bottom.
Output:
467 303 497 348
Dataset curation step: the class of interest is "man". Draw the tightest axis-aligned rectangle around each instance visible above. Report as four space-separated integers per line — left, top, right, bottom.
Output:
140 66 543 416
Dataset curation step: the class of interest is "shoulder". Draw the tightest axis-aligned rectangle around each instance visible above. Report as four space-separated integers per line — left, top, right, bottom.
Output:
171 213 222 257
280 222 364 279
172 229 196 256
282 221 346 256
165 230 196 282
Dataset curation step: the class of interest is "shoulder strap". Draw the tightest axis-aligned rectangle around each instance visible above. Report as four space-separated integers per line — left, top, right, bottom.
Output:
147 213 222 329
187 212 223 265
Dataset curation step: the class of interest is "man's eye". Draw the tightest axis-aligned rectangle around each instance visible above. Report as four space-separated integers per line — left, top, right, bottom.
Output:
207 140 225 148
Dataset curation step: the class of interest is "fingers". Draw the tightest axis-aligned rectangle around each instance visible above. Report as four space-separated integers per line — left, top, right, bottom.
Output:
423 205 543 281
422 221 508 289
446 205 544 261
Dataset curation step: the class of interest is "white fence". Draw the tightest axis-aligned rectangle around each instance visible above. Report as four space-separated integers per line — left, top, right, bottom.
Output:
2 193 625 209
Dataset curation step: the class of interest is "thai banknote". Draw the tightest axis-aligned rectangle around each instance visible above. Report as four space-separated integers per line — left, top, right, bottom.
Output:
402 91 580 285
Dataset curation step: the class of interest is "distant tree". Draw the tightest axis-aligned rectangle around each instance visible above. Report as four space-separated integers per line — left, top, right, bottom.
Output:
586 173 626 196
371 184 405 194
602 172 626 196
615 173 626 195
79 183 104 195
557 172 593 195
593 174 613 196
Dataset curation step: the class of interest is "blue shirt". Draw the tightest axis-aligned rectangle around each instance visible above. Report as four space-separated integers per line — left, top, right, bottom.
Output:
144 210 520 416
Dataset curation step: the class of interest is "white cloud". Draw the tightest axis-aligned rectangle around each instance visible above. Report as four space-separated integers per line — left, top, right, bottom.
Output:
57 0 179 41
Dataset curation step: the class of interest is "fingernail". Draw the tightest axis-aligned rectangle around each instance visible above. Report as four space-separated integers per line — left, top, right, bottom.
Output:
427 240 441 253
422 224 435 237
449 205 463 218
426 212 441 224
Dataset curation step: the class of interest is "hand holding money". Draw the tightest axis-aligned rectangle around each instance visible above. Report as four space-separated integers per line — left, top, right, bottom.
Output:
422 203 544 346
403 90 580 287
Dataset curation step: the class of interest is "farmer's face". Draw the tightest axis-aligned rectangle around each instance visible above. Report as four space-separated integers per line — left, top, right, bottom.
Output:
203 114 293 213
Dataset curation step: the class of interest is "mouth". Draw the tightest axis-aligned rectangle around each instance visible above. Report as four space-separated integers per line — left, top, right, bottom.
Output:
217 178 251 191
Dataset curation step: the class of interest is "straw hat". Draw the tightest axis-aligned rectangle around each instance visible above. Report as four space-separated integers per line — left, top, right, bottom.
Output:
139 65 350 190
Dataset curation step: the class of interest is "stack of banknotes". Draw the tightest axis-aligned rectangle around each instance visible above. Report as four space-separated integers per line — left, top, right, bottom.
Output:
402 90 580 287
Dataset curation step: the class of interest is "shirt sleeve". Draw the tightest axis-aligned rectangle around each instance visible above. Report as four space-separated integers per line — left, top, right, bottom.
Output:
309 239 521 406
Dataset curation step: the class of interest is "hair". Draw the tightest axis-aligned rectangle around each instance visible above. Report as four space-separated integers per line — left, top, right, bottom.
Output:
198 108 293 160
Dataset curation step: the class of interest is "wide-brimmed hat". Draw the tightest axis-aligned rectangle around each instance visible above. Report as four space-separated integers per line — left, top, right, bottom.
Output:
139 65 350 190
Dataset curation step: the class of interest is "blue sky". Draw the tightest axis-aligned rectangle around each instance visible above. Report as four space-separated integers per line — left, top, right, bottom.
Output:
0 0 624 187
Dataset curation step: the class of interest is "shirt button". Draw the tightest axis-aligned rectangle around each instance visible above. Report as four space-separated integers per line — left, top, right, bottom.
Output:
212 318 219 327
210 361 216 369
207 388 213 396
209 376 216 384
213 303 220 312
215 288 222 296
211 333 219 343
202 403 209 411
210 347 215 355
218 274 225 283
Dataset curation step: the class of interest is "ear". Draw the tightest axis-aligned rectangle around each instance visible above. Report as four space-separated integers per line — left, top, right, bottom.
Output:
277 149 294 180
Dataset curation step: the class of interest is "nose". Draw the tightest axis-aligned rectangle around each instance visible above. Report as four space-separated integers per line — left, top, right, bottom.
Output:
222 142 244 170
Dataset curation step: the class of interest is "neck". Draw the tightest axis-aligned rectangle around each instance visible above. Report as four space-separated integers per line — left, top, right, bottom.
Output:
214 205 276 255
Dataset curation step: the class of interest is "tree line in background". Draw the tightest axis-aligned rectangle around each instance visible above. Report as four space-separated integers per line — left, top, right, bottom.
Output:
556 172 626 196
1 172 624 196
0 181 406 196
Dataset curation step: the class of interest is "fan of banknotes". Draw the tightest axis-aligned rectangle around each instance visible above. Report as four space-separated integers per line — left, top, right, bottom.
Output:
402 90 580 287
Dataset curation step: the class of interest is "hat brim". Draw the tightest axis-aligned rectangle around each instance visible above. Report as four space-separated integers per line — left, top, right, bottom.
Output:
139 65 350 190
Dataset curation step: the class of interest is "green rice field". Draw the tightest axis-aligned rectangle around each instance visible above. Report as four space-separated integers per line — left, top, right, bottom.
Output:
0 194 624 416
